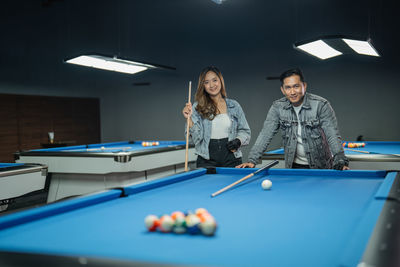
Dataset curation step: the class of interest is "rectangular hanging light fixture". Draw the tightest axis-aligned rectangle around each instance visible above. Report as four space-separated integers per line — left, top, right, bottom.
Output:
295 40 342 60
65 55 175 74
294 35 381 60
342 38 380 57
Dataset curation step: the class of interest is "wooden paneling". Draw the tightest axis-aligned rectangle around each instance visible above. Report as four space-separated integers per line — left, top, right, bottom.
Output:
0 95 19 163
0 94 100 162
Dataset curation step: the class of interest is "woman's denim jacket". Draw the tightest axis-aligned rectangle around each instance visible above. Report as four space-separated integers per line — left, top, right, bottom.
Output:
186 98 251 160
248 93 348 169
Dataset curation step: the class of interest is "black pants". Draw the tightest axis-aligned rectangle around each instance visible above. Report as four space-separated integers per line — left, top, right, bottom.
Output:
292 162 310 169
197 138 242 168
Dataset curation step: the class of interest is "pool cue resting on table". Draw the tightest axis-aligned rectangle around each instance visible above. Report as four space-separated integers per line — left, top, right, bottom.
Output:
211 160 279 197
344 148 400 157
67 146 133 152
184 81 192 172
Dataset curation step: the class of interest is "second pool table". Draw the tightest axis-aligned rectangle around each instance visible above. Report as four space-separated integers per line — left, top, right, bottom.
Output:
262 141 400 170
0 163 48 212
14 140 197 202
0 167 399 267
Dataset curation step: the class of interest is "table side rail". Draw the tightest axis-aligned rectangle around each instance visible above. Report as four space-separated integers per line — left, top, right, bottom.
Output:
358 172 400 267
263 142 400 162
267 168 388 178
15 144 195 160
0 250 173 267
0 164 48 178
0 190 122 231
123 167 388 197
262 153 400 162
124 169 207 195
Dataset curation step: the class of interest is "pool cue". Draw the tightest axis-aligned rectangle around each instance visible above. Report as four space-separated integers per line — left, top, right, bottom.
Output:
211 160 279 198
80 146 132 152
184 81 192 172
344 148 400 157
344 148 370 154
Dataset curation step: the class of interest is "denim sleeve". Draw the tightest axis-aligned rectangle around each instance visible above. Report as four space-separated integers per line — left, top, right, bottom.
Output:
248 103 280 165
319 101 349 166
235 103 251 146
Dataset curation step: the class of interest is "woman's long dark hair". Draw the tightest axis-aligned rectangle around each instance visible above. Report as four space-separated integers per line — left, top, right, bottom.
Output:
194 66 227 120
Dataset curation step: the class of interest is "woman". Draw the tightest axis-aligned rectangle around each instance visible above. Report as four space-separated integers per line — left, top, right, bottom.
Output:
182 66 251 168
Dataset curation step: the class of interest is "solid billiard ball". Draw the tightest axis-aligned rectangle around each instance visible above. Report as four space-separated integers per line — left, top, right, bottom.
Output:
159 215 174 233
144 214 159 232
261 179 272 190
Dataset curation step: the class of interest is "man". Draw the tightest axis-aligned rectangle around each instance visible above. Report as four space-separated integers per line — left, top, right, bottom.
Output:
237 68 349 170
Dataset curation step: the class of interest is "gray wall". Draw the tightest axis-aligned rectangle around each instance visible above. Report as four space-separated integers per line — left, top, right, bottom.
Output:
98 59 400 160
1 0 399 161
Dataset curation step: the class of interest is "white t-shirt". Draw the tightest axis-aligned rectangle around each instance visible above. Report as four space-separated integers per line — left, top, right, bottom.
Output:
211 113 231 139
293 104 309 165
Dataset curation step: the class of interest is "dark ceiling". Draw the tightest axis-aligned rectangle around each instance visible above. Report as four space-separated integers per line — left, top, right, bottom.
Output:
0 0 397 89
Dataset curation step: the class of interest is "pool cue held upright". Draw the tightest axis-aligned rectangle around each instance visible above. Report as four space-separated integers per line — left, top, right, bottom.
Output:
211 160 279 197
184 81 192 172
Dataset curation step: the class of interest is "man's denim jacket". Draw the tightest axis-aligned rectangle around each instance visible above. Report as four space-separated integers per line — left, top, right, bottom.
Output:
249 93 348 169
186 98 251 160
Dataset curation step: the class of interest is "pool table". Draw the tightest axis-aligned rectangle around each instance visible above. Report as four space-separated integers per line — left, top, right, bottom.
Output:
262 141 400 170
0 167 399 267
14 141 197 203
0 163 48 212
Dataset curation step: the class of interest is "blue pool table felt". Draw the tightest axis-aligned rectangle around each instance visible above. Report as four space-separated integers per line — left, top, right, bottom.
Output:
0 163 24 169
30 140 187 153
0 168 396 267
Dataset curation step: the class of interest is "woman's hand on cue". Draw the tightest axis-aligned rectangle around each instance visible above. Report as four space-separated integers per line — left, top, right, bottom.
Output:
182 103 192 119
182 103 194 127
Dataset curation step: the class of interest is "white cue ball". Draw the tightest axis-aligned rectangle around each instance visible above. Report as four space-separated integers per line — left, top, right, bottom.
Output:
261 179 272 190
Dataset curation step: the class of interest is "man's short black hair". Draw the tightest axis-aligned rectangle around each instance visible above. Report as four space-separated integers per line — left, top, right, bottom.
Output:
279 68 305 85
